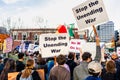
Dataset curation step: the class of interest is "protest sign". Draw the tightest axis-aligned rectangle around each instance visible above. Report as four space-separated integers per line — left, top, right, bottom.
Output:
82 42 105 60
72 0 109 29
39 33 69 58
3 37 12 53
69 39 86 53
19 41 25 53
27 44 35 54
82 42 96 59
117 47 120 56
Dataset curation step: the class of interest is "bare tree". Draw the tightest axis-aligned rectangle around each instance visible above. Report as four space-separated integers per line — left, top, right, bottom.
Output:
34 16 44 28
17 18 23 29
1 17 16 31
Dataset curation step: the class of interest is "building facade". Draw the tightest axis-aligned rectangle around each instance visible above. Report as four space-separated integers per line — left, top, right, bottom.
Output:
97 21 114 42
11 28 78 49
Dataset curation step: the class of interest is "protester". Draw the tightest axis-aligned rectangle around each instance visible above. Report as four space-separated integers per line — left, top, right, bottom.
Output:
85 61 102 80
49 54 70 80
16 53 25 72
73 36 101 80
35 54 48 80
66 52 77 80
0 56 3 74
16 59 41 80
0 58 16 80
0 56 2 64
46 57 54 80
101 60 116 80
111 52 120 80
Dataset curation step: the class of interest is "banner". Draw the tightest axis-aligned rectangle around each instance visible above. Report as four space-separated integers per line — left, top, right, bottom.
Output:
39 33 69 58
72 0 109 30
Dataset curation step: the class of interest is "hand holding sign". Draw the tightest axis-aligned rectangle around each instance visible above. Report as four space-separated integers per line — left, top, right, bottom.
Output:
92 25 98 37
72 0 109 30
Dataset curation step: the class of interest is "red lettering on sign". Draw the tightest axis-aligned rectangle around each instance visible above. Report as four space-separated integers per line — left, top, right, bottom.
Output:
76 47 79 50
77 42 81 45
70 46 75 49
71 42 76 44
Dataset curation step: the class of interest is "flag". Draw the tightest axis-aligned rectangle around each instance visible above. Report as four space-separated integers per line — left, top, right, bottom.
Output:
56 25 67 33
68 23 74 37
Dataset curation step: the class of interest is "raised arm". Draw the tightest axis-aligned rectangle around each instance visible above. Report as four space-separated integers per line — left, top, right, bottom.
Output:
94 36 101 62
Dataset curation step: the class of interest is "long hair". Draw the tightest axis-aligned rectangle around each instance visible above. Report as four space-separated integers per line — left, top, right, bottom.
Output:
0 58 16 80
106 60 116 73
21 59 34 78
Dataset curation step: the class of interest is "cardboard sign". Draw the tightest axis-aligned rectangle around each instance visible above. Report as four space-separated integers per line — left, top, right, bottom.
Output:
69 39 86 53
19 42 26 53
8 72 18 80
39 33 69 58
72 0 109 30
8 69 44 80
37 69 45 80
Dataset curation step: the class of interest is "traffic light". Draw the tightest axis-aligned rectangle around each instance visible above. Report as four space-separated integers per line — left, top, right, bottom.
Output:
114 30 119 42
97 25 100 30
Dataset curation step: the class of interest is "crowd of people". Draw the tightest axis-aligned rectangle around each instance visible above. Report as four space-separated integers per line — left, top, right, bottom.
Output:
0 36 120 80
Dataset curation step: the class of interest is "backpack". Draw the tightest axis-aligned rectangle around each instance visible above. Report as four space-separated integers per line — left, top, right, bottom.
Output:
19 70 34 80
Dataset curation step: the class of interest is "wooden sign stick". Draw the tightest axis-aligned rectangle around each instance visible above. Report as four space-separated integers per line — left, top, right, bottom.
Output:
54 56 57 65
92 25 98 37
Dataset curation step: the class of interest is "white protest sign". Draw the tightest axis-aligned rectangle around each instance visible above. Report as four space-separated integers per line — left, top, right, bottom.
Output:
117 47 120 56
27 44 35 54
82 42 105 60
19 42 25 53
82 42 96 59
69 39 86 53
72 0 109 30
39 33 69 58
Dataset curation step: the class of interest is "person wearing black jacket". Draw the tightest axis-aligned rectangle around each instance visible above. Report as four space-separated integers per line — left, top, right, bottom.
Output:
66 52 77 80
16 53 25 72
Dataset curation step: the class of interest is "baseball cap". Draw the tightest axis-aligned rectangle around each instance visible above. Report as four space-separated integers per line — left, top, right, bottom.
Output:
88 61 102 73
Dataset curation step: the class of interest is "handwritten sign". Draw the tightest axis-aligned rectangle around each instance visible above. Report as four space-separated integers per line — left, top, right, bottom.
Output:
69 39 86 53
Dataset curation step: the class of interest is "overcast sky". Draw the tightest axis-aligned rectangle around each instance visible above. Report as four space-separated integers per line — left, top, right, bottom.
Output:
0 0 120 30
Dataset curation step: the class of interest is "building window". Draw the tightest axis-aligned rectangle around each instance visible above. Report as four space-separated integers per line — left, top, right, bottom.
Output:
22 32 27 40
13 35 17 40
34 34 38 40
13 31 18 40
